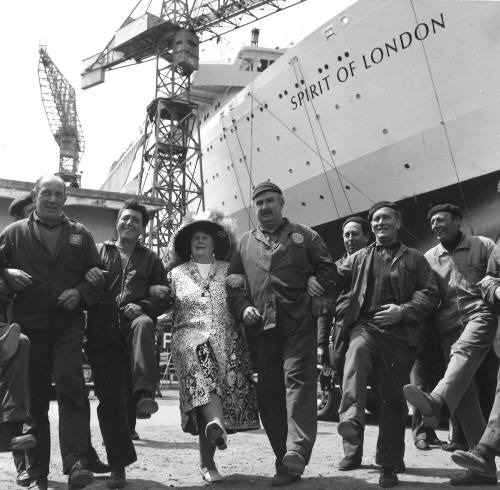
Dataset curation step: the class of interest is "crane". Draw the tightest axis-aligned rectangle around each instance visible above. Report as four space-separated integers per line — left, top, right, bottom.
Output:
82 0 307 252
39 45 84 187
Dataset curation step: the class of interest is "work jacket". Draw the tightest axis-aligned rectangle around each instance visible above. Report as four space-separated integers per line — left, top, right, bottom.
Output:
228 219 337 335
337 242 439 346
86 240 169 349
0 213 99 330
425 234 497 330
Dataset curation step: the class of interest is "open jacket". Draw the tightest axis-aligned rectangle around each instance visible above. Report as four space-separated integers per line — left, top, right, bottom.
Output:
337 242 439 346
86 240 169 349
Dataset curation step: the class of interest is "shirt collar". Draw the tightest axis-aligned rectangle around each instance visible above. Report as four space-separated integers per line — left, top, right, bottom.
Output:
259 218 289 236
32 211 67 229
436 233 468 256
374 240 401 251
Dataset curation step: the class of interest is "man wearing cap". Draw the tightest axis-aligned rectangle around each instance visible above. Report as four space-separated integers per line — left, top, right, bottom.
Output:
227 181 337 486
8 194 35 222
0 174 101 490
404 203 499 486
84 199 169 489
335 201 438 487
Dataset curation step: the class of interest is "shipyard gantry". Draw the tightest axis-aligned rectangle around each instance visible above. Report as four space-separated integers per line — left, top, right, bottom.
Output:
81 0 308 252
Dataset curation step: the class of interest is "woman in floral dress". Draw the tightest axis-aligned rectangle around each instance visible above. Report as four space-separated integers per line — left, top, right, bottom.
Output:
150 211 259 483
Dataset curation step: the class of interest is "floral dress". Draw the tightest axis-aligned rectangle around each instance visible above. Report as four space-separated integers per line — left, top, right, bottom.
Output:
169 259 259 435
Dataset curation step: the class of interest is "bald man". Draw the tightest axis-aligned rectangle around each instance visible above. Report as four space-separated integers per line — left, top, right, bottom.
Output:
0 175 101 490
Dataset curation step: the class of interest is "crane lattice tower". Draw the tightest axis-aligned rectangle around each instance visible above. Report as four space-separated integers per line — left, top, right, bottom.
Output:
39 45 84 187
82 0 307 252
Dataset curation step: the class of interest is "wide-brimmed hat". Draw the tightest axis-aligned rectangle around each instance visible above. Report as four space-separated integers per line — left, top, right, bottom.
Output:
166 210 235 268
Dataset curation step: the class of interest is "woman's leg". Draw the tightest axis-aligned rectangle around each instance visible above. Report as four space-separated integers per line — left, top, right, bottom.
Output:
199 426 216 470
200 392 224 425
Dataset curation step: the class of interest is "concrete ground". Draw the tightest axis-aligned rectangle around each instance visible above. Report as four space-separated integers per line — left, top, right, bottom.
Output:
0 388 496 489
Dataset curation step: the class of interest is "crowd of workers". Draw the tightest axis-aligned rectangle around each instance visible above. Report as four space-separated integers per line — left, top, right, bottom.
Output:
0 173 499 490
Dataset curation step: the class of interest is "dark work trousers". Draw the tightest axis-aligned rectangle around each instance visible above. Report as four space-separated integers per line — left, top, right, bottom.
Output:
87 348 137 469
256 311 317 474
125 350 137 435
410 325 444 444
339 322 415 468
127 314 158 398
0 334 30 424
12 327 89 478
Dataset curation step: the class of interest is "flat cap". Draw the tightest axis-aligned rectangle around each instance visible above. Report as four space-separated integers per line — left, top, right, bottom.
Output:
427 203 462 221
368 201 400 222
8 194 33 218
252 180 283 200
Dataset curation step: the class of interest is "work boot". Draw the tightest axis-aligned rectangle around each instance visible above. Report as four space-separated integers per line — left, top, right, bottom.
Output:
283 450 305 476
68 460 93 489
338 455 361 471
107 467 126 489
379 467 399 487
451 444 497 475
0 422 36 452
403 385 444 429
136 391 158 419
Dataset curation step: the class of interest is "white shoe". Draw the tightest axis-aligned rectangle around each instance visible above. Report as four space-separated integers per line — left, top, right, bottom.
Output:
199 466 223 483
205 421 227 450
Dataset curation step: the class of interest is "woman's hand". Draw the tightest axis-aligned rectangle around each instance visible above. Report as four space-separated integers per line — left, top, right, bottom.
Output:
150 284 170 299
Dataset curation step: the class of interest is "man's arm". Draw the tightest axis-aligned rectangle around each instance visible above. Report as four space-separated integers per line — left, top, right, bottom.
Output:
480 244 500 309
307 230 338 296
73 229 104 309
138 254 171 318
227 244 254 322
0 228 33 291
399 253 439 324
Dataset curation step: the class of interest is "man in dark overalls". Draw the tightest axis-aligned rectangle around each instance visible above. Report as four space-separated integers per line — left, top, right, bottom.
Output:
0 174 100 490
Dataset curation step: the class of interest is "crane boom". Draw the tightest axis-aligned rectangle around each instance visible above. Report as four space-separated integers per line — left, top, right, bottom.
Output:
39 45 84 186
82 0 307 252
82 0 307 89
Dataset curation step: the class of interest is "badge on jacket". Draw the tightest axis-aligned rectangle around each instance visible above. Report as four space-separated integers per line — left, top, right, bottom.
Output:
69 234 83 246
292 232 304 244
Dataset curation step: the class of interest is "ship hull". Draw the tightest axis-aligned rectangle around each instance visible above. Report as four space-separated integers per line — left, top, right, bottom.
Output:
200 0 500 248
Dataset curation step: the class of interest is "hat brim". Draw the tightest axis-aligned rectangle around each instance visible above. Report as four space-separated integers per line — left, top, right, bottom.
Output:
174 220 231 262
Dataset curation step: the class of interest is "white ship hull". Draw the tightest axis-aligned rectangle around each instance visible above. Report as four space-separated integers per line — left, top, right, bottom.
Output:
199 0 500 251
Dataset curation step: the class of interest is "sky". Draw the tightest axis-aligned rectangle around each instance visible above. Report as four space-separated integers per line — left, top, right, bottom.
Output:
0 0 355 190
